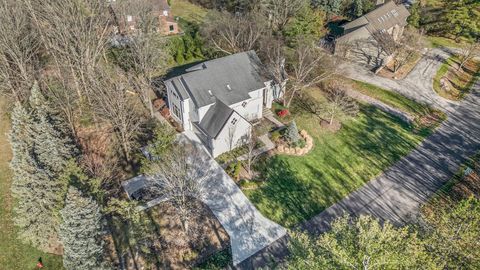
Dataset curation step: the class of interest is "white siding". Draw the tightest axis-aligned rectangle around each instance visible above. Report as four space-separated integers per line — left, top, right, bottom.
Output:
211 112 251 157
230 88 264 121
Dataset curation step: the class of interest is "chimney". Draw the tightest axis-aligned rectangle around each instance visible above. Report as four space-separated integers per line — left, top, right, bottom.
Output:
376 0 385 6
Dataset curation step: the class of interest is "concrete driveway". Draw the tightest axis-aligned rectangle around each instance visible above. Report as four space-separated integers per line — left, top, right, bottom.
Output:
339 48 458 112
123 132 286 266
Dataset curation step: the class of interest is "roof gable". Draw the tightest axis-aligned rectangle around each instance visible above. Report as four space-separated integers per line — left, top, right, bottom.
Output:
196 100 235 139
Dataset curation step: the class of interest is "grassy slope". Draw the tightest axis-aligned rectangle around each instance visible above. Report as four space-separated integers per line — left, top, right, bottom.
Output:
433 56 480 100
244 90 426 227
170 0 208 24
0 99 63 270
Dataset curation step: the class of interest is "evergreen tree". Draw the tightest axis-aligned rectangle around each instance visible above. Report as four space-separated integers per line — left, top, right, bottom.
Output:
283 6 326 47
9 102 58 250
407 2 421 28
443 0 480 41
9 82 76 252
313 0 343 14
60 186 106 270
286 120 301 144
29 82 76 174
353 0 363 17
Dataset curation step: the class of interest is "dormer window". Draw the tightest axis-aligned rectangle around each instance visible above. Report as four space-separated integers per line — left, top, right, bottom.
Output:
241 101 247 108
231 118 238 125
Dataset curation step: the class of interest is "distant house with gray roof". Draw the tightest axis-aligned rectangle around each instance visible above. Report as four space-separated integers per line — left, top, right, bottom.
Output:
334 1 410 67
164 51 280 157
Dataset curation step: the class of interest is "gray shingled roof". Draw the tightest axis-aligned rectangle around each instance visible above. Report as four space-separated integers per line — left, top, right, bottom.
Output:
337 1 410 43
165 51 268 108
195 100 234 139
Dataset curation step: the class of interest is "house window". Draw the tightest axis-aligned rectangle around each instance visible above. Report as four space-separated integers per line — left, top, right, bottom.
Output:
172 104 181 119
241 101 247 108
231 118 238 125
127 15 133 22
169 25 174 32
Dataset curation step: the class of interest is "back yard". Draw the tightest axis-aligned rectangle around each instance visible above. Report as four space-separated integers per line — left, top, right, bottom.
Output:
0 99 64 269
243 87 436 227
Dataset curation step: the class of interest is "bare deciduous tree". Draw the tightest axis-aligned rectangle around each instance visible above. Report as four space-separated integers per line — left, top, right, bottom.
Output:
145 142 209 233
260 0 308 31
245 129 260 178
25 0 112 102
458 41 479 71
91 69 147 163
0 0 40 102
323 83 359 125
259 37 288 99
202 11 269 55
285 43 335 107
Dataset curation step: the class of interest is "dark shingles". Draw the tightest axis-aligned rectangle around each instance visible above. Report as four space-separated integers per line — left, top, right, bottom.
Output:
197 100 234 139
165 51 268 108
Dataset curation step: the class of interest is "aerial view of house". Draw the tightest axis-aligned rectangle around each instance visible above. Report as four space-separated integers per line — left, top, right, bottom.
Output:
0 0 479 269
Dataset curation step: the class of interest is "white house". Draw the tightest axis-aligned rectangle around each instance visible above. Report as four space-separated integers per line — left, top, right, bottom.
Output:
164 51 281 157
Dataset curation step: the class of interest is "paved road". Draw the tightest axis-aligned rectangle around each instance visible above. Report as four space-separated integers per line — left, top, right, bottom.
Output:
339 48 459 111
238 54 480 269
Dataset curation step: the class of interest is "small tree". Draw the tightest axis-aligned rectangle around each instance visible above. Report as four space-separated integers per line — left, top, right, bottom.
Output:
60 186 106 270
286 120 301 144
323 83 359 125
145 142 208 233
457 41 479 71
245 130 260 178
407 2 421 28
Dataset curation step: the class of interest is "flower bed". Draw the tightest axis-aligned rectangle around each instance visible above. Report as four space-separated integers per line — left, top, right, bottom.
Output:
275 130 314 156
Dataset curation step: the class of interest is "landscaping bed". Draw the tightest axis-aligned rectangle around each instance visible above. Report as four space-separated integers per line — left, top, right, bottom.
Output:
433 56 480 100
377 52 422 80
243 88 433 228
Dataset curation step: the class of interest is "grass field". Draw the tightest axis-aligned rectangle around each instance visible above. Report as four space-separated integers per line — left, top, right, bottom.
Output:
243 88 429 227
170 0 208 24
433 56 480 100
426 36 466 49
0 99 64 270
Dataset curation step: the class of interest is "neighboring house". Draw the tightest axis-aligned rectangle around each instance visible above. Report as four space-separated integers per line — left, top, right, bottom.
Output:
109 0 180 35
164 51 281 157
334 1 410 67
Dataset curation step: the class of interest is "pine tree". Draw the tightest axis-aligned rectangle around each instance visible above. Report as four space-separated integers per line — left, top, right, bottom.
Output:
353 0 363 17
61 186 106 270
29 82 76 174
286 120 301 144
443 0 480 41
9 102 62 251
407 2 421 28
9 82 76 252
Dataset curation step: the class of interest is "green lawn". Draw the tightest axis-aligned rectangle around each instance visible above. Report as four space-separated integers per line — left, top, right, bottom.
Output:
427 36 466 49
0 99 64 270
433 56 480 100
244 92 429 227
170 0 208 24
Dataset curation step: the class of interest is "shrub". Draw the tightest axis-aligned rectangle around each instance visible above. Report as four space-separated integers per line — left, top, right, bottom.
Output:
277 109 289 118
286 120 301 144
271 130 282 142
226 161 242 180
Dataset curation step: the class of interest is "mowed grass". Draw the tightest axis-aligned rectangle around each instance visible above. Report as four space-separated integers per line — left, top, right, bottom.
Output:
427 36 467 49
170 0 208 24
0 99 64 269
244 89 427 227
433 56 480 100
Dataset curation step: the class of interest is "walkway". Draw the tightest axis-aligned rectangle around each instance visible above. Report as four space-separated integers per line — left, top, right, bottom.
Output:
124 132 287 266
238 55 480 269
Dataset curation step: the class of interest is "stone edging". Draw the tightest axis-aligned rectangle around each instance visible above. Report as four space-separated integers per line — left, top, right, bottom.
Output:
275 130 314 156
